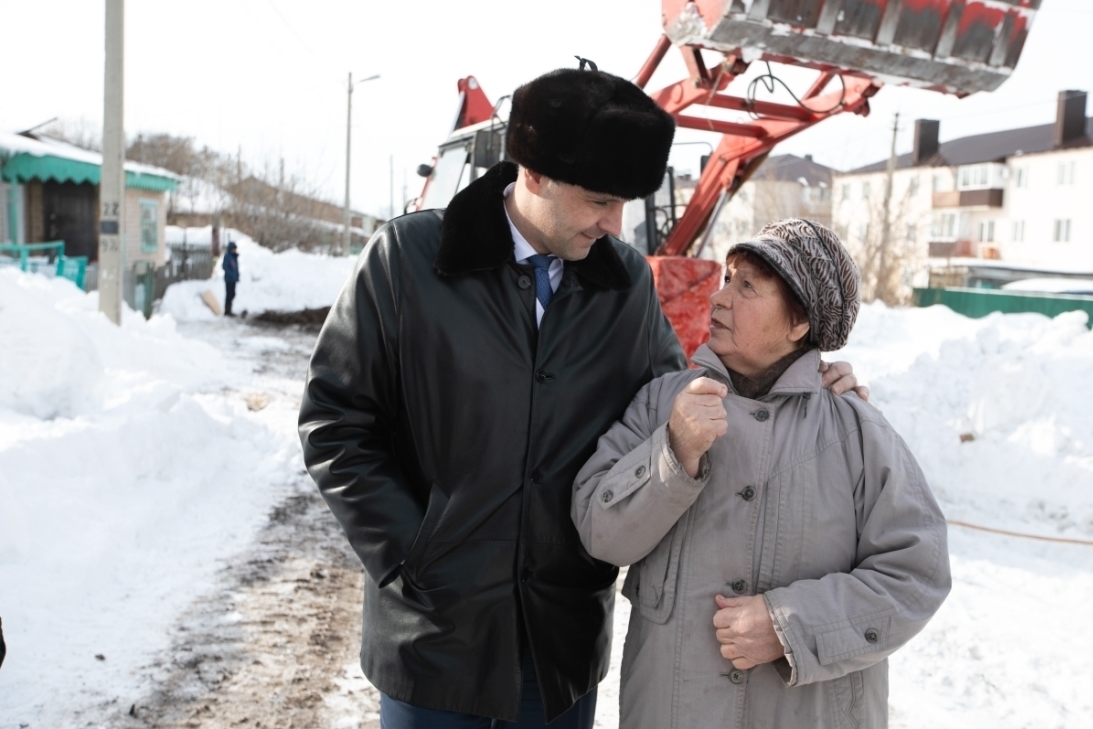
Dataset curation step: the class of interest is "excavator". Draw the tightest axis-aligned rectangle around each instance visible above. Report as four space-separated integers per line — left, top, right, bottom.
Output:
413 0 1040 356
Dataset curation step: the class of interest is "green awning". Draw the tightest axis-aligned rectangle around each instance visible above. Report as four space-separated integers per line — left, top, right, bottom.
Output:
0 152 178 192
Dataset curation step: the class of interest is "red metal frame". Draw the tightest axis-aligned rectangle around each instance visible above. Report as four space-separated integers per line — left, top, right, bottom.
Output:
635 38 880 257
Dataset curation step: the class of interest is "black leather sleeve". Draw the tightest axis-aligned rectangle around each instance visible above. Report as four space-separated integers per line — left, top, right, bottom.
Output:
298 226 423 586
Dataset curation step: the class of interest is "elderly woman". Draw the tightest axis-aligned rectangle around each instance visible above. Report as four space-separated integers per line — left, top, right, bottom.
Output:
572 219 950 728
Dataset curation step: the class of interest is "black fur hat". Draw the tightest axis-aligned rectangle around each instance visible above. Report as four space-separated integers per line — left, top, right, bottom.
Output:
506 68 675 200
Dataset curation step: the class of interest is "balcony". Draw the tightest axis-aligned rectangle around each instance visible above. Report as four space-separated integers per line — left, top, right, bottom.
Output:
932 189 1004 208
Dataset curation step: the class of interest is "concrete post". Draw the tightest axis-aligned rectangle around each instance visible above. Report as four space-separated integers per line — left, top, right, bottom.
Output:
99 0 126 324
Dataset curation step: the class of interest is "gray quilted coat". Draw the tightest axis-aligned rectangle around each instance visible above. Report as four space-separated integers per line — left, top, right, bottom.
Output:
572 345 951 729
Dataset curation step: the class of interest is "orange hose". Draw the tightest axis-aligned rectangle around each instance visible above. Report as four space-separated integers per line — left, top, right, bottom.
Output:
946 519 1093 547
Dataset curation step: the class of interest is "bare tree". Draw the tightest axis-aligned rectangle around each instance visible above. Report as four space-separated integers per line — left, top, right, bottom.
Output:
842 185 924 305
35 117 103 151
227 159 345 253
125 132 348 252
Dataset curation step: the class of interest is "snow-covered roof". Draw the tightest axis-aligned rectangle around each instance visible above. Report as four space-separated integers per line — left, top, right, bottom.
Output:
0 130 180 190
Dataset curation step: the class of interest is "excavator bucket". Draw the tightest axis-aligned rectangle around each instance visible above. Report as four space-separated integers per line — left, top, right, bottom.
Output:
664 0 1040 96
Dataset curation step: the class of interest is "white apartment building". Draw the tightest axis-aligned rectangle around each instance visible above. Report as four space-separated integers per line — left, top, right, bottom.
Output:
686 154 834 263
832 90 1093 288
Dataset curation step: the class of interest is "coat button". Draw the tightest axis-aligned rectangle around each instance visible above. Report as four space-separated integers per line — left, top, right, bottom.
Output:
754 409 770 422
521 568 533 583
865 628 879 644
731 579 746 594
535 371 555 383
728 669 746 684
518 275 532 289
740 486 755 501
635 465 646 478
602 489 614 503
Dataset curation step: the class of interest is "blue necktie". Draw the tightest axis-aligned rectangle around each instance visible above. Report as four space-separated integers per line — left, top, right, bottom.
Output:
526 254 555 309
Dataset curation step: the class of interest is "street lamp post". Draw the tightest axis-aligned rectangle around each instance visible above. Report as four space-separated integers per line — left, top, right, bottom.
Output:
343 72 380 255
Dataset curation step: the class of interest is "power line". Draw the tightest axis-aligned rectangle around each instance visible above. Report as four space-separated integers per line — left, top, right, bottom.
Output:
264 0 341 82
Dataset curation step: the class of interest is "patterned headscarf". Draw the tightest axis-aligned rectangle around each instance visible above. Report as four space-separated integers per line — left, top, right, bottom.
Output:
727 219 861 352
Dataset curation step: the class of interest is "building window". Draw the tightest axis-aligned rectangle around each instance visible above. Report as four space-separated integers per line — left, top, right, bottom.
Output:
908 177 919 196
140 199 159 252
737 189 748 203
1014 166 1028 188
978 220 995 242
841 183 850 201
1057 161 1076 186
932 174 942 192
905 223 916 243
1012 220 1025 242
862 181 871 200
1053 219 1071 243
931 213 957 239
857 222 869 243
958 164 992 190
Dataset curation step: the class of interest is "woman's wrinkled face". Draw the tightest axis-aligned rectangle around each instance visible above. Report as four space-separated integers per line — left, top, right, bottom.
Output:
707 256 810 377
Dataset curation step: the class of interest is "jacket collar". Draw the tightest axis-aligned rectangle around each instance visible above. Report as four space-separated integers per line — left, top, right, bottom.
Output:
691 344 822 398
434 161 632 291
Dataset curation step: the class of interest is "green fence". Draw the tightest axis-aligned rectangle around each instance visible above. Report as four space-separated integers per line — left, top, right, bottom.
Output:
913 287 1093 328
0 241 88 290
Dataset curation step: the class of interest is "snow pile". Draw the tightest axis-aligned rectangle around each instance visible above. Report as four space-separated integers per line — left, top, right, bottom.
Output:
0 269 224 420
0 269 301 719
834 302 1093 538
160 227 356 320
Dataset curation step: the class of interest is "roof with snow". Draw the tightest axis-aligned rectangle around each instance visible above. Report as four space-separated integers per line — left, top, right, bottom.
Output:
848 117 1093 175
0 131 180 192
753 154 834 186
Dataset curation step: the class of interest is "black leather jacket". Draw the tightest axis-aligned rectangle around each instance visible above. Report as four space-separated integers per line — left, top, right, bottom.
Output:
299 162 685 721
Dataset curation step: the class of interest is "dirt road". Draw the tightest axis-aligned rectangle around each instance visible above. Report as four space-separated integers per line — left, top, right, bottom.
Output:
117 488 378 729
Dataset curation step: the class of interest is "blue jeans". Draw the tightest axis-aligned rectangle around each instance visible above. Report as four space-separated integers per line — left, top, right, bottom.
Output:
379 650 597 729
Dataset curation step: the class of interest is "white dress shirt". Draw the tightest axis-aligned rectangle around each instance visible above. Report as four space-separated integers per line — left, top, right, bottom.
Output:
504 182 563 326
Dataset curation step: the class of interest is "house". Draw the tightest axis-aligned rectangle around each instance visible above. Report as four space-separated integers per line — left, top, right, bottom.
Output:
831 90 1093 288
690 153 835 263
0 131 179 274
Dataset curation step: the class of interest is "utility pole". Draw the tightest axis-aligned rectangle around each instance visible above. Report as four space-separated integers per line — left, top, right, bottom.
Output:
98 0 126 325
343 72 379 255
342 72 353 256
878 112 899 303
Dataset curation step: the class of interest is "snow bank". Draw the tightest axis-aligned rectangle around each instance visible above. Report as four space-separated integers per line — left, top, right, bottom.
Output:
160 228 356 320
833 302 1093 538
0 269 301 721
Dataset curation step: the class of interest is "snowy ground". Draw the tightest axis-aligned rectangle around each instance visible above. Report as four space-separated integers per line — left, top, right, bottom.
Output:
2 261 1093 727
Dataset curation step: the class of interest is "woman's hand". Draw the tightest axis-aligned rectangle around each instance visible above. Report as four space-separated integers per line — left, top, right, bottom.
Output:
668 377 728 478
713 594 785 669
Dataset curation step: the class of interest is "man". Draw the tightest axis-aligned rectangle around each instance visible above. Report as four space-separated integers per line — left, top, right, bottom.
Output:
222 241 239 317
299 66 861 728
